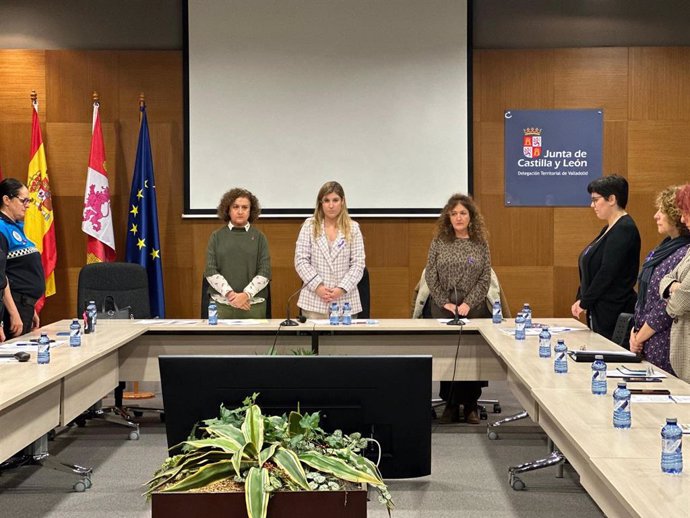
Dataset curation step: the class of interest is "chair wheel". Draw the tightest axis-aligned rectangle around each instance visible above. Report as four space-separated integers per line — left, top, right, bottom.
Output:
487 430 499 440
128 430 140 440
83 477 92 489
480 408 488 420
73 480 86 492
511 477 526 491
493 404 502 414
75 416 87 428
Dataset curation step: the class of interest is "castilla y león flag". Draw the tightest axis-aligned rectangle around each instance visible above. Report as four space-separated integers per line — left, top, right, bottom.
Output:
81 100 115 263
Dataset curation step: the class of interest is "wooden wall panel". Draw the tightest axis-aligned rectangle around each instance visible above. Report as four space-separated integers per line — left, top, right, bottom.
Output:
0 122 31 177
477 50 555 122
630 47 690 121
3 46 690 325
0 50 45 122
553 48 629 120
45 51 119 122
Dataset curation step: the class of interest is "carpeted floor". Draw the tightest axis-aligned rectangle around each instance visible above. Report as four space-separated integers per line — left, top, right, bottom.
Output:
0 382 604 518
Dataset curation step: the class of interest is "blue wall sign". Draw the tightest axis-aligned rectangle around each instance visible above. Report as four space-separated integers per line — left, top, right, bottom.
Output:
504 109 603 206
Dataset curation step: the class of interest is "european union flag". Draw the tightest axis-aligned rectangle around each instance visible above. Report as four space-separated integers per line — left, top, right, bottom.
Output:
125 104 165 317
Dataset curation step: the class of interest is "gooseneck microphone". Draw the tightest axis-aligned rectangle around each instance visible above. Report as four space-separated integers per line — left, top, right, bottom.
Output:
446 286 464 326
280 273 319 326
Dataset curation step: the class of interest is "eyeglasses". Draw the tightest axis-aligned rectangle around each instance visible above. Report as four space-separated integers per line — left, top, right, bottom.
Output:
590 195 604 204
14 196 31 207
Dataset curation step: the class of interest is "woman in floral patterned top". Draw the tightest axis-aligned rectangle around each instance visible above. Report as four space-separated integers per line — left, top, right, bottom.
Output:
630 186 690 373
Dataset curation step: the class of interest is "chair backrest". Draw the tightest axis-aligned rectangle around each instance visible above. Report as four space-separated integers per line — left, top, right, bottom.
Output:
77 262 151 319
201 276 272 319
611 312 634 349
357 267 370 319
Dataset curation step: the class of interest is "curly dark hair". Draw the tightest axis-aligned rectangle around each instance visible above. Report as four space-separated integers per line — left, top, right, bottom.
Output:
434 193 488 243
217 188 261 223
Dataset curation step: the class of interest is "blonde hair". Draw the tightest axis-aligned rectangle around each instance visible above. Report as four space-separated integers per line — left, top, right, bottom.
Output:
312 181 353 241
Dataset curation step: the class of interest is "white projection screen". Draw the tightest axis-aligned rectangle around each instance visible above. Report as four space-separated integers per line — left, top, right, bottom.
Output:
185 0 470 217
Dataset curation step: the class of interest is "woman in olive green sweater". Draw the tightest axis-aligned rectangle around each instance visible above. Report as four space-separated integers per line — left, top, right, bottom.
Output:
205 188 271 319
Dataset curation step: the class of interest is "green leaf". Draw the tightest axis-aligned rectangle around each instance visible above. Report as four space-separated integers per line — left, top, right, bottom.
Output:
242 404 264 452
161 460 235 493
245 467 270 518
288 411 303 436
272 447 310 490
204 423 246 446
181 437 244 454
258 443 278 467
299 451 382 486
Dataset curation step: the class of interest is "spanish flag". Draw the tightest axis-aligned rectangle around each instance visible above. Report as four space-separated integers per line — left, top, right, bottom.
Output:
26 93 57 312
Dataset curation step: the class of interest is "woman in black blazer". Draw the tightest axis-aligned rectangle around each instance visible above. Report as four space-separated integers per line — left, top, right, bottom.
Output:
572 175 641 340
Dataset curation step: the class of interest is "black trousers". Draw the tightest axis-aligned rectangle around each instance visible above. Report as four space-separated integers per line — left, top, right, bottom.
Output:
3 292 36 338
430 298 490 410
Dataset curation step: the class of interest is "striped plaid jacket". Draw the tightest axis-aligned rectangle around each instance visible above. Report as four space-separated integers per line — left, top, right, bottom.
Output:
294 217 365 315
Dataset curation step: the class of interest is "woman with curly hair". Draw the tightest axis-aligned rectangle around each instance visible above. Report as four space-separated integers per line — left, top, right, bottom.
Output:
205 188 271 319
425 193 491 424
660 183 690 382
630 186 690 373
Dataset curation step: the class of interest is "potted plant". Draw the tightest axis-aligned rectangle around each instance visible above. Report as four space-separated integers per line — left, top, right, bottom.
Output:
146 394 393 518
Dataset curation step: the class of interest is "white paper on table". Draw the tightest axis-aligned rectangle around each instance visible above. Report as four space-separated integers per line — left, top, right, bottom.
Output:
136 319 201 325
0 340 66 351
217 319 268 325
607 369 667 379
680 423 690 434
670 395 690 404
630 394 674 403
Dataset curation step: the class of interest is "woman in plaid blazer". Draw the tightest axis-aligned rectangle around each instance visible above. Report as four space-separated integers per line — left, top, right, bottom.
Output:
294 181 365 319
660 184 690 383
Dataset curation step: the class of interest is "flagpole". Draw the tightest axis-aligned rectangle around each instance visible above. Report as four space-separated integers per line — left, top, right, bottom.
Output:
124 92 156 404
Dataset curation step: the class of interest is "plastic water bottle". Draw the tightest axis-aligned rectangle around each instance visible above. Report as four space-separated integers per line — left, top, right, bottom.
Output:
84 300 97 334
554 339 568 373
613 382 631 429
329 302 340 325
661 418 683 474
69 319 82 347
491 300 502 324
515 313 526 340
342 302 352 325
538 326 551 358
591 354 607 395
522 303 532 328
208 301 218 325
37 332 51 364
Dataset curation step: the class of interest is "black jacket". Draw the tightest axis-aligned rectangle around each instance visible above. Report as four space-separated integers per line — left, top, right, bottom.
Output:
577 214 641 340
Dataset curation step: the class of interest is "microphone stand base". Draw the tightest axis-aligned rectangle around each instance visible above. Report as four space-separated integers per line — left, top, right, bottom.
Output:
446 320 464 326
280 319 300 326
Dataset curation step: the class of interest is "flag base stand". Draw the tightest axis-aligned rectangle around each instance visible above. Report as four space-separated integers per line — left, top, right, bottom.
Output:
123 381 155 400
123 391 155 399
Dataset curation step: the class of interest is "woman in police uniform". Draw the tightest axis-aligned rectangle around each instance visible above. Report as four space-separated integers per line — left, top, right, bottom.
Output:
0 178 45 338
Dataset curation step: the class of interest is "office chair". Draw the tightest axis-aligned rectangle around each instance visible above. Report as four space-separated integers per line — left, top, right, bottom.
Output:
75 262 154 439
611 312 634 349
201 275 272 318
357 267 370 319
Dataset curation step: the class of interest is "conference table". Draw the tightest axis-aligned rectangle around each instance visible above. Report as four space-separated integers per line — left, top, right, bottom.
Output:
0 317 687 516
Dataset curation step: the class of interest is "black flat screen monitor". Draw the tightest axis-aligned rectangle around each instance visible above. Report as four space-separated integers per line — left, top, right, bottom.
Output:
159 355 432 479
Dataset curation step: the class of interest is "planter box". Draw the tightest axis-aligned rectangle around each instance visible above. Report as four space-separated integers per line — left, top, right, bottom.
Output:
151 487 368 518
